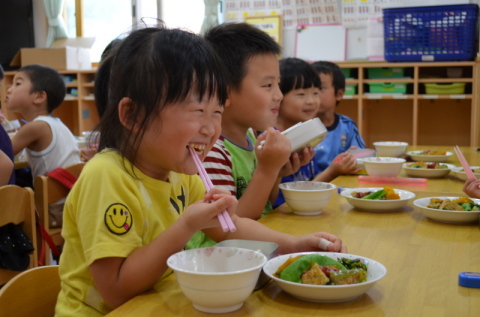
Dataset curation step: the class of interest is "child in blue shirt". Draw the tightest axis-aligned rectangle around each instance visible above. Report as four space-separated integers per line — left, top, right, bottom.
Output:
274 58 358 207
311 61 366 172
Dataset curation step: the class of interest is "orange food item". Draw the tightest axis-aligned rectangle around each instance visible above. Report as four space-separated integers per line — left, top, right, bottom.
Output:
384 186 400 200
275 254 304 277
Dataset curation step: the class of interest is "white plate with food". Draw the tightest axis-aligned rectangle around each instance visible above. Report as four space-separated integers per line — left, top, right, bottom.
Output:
263 252 387 303
340 187 415 212
406 150 453 162
451 166 480 181
402 162 455 178
413 196 480 224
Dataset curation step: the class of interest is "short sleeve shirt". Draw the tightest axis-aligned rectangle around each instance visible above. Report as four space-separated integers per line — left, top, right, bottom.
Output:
55 150 205 316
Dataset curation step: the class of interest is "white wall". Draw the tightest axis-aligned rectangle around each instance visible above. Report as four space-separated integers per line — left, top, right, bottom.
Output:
32 0 48 48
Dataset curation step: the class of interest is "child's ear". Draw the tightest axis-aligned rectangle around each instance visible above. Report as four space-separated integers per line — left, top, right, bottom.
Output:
118 97 138 130
336 89 344 103
225 97 232 108
33 91 47 105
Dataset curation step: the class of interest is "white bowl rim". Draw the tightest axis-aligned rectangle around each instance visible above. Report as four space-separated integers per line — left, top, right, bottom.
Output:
279 181 337 192
362 157 406 163
413 196 480 213
167 247 267 276
340 187 416 202
406 151 453 157
264 251 387 288
402 162 456 171
373 141 409 146
452 166 480 173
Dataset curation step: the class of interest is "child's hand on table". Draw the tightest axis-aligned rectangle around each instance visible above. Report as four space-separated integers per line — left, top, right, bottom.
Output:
332 152 361 175
282 232 348 254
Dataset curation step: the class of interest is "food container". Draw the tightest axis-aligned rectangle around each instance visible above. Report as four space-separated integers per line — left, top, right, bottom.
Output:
282 117 328 152
367 67 405 79
216 239 279 289
368 83 407 94
424 83 466 94
345 83 357 95
342 68 352 78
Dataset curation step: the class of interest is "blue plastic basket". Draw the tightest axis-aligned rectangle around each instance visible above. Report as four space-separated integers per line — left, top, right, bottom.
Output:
383 4 479 62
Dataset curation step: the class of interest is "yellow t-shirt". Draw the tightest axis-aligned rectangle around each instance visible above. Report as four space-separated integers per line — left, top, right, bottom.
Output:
55 150 205 316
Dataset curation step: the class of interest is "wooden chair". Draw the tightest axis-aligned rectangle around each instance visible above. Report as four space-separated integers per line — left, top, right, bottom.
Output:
0 265 60 317
34 163 85 265
0 185 38 286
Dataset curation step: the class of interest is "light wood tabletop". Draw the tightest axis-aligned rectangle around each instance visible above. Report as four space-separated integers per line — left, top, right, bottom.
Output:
106 146 480 317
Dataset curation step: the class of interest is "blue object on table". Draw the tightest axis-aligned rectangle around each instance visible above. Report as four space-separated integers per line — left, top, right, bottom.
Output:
458 272 480 288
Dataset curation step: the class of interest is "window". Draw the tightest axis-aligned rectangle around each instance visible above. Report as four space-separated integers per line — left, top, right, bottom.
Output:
65 0 205 63
161 0 205 33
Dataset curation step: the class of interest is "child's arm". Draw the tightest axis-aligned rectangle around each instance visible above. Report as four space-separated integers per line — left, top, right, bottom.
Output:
463 178 480 199
205 216 347 254
312 152 359 182
10 121 51 155
89 188 237 309
0 150 13 186
236 128 291 219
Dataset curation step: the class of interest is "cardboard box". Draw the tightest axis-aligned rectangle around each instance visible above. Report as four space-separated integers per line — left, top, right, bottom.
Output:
10 37 95 70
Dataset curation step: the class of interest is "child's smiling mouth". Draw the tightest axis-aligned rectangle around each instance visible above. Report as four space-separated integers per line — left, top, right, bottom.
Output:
188 143 206 155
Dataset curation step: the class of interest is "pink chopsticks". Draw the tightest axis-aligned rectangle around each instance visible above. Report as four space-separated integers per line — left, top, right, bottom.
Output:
189 148 236 232
454 145 477 180
358 175 427 186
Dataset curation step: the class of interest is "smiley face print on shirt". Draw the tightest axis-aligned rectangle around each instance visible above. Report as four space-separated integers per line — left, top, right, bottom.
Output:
104 203 133 235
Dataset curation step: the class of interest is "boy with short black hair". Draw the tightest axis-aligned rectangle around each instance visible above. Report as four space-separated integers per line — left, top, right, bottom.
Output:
311 61 366 172
5 64 80 179
201 23 313 222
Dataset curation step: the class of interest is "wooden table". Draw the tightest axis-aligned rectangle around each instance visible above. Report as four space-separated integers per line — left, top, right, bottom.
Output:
107 146 480 317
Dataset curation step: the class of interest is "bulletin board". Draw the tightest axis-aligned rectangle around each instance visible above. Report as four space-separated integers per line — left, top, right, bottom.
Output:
245 15 282 46
294 24 347 62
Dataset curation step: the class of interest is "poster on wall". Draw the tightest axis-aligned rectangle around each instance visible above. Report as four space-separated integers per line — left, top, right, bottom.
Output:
244 15 282 45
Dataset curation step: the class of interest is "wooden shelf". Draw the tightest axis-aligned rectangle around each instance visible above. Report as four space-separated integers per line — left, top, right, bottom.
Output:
0 69 98 136
336 61 479 147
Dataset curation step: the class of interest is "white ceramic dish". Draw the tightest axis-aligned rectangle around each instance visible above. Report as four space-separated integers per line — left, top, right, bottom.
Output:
362 157 406 177
216 240 278 289
406 151 453 162
278 181 336 216
283 118 328 152
167 247 267 313
452 166 480 181
402 162 455 178
340 187 415 212
413 197 480 224
373 141 408 157
263 252 387 303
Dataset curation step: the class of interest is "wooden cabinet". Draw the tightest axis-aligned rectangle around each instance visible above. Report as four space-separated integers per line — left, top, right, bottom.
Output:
0 69 98 136
336 61 479 147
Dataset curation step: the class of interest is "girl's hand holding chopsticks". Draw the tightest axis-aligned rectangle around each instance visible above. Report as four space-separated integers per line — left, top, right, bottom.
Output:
463 178 480 199
182 187 238 232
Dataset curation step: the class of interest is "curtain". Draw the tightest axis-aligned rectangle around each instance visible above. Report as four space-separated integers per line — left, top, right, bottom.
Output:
43 0 69 47
200 0 220 35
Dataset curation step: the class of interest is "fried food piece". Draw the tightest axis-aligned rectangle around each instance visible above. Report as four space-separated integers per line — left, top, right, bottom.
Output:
329 269 367 285
438 199 464 211
301 263 329 285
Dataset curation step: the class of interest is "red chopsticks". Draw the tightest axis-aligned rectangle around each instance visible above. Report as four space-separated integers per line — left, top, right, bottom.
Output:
189 148 236 232
454 145 477 180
